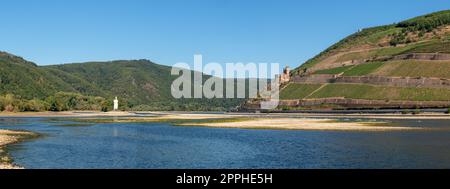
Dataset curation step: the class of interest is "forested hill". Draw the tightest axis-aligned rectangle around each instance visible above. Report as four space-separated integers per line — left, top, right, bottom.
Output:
0 52 243 112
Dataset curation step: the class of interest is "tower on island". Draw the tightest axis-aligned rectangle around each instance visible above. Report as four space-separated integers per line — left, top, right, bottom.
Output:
113 97 119 111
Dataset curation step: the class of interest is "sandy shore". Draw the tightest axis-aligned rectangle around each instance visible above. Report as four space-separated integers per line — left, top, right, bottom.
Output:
178 118 423 131
0 130 37 169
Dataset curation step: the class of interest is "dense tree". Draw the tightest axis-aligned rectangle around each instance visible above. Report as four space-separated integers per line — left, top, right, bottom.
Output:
397 10 450 32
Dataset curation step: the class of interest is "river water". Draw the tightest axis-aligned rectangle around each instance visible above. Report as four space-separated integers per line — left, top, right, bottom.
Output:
1 117 450 169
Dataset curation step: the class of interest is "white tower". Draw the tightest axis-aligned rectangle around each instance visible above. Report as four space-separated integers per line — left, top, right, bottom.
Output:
113 97 119 111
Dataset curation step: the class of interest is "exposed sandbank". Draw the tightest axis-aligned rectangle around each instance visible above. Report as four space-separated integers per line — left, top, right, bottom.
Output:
1 111 445 132
0 130 37 169
66 112 425 131
178 118 422 131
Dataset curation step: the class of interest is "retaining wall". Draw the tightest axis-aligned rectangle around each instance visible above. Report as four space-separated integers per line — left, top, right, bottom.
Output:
392 53 450 61
292 75 450 89
305 53 450 74
333 76 450 88
279 98 450 109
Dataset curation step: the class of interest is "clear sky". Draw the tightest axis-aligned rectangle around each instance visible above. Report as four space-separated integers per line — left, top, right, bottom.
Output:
0 0 448 69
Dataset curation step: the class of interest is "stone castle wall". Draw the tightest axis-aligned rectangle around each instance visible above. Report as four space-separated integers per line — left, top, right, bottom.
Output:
243 98 450 110
292 75 450 89
279 98 450 109
334 76 450 88
392 53 450 61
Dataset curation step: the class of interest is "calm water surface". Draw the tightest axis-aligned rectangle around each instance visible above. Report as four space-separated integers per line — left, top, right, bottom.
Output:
1 117 450 169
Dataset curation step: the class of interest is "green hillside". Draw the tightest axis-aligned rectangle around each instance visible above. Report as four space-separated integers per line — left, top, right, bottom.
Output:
0 52 244 112
280 84 322 99
281 10 450 109
45 60 174 105
308 84 450 101
0 52 79 99
294 10 450 74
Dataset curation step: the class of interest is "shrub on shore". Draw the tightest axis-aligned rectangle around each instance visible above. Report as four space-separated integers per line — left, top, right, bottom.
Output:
412 109 421 115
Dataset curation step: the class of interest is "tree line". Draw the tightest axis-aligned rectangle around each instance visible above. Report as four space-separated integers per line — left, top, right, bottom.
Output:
390 10 450 46
0 92 110 112
0 92 241 112
397 10 450 32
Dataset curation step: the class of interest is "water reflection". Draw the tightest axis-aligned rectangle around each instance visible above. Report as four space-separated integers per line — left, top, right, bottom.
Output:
1 117 450 169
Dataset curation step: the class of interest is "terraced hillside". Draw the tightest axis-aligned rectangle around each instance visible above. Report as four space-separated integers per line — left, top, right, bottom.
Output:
279 10 450 110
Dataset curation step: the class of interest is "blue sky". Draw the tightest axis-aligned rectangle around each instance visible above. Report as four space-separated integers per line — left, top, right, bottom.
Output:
0 0 448 69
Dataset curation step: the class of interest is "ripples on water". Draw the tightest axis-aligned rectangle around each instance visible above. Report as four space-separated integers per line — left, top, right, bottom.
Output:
1 117 450 169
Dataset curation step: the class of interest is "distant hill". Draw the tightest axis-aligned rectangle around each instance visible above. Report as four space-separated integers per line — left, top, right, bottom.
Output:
279 10 450 110
0 52 244 111
45 60 175 105
0 52 89 99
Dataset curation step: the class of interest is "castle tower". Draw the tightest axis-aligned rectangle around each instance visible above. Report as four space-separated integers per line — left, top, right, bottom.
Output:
113 97 119 111
280 66 290 84
284 66 290 76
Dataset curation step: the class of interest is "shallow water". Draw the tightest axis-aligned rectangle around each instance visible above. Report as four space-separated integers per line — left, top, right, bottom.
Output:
1 117 450 169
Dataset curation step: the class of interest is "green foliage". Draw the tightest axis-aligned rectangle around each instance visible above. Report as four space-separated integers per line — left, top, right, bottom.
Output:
129 100 235 112
342 62 385 76
389 31 411 46
309 84 450 101
402 41 450 54
0 52 245 112
375 60 450 79
312 62 385 77
397 10 450 32
0 93 107 112
336 44 421 63
23 99 49 112
391 10 450 46
412 109 421 115
0 54 69 99
0 94 20 112
294 10 450 73
286 10 450 106
295 25 397 71
314 66 353 75
44 92 107 111
45 60 244 111
280 84 322 100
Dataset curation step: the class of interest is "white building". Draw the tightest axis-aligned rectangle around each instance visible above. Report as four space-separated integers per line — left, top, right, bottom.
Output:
113 97 119 111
